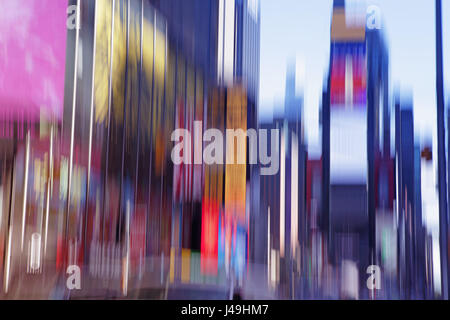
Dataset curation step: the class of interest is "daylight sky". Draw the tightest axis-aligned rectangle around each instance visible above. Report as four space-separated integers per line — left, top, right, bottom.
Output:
259 0 450 157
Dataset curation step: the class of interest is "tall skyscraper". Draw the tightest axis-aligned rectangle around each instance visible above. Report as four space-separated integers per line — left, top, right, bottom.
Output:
398 106 415 298
435 0 449 299
322 1 391 296
326 2 369 279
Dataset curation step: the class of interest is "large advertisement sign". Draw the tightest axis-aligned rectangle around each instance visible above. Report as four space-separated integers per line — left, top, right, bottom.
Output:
201 199 219 275
224 86 247 223
0 0 68 121
330 42 367 184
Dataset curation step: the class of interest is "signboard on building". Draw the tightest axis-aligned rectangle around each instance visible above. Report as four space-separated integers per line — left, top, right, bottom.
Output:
0 0 68 121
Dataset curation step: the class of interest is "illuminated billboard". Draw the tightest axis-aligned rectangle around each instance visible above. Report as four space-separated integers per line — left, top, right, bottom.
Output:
224 86 247 223
329 42 367 184
330 8 365 42
201 199 219 275
0 0 68 121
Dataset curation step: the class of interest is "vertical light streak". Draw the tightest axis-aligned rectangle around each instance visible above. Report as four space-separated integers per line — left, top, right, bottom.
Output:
345 54 353 109
291 133 298 256
123 200 131 296
85 0 99 249
4 221 13 292
4 155 16 293
433 237 442 296
122 0 131 296
217 0 224 82
217 0 235 84
134 0 144 222
280 124 285 258
66 0 81 251
270 249 276 286
30 233 41 273
223 0 235 84
267 206 270 285
102 0 116 246
21 131 30 251
44 126 54 255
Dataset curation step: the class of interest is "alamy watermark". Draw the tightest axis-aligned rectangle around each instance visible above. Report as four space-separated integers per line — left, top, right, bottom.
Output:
366 265 382 290
366 5 382 30
171 122 280 176
66 265 81 290
67 5 80 30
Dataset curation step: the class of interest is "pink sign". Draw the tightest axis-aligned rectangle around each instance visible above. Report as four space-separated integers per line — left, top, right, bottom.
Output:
0 0 68 121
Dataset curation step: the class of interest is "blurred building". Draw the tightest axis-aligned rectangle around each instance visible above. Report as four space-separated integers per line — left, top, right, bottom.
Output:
436 0 449 299
321 0 393 296
324 2 369 288
148 0 261 282
259 117 282 290
0 0 449 301
394 99 428 298
0 0 68 293
259 63 305 297
396 104 415 297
